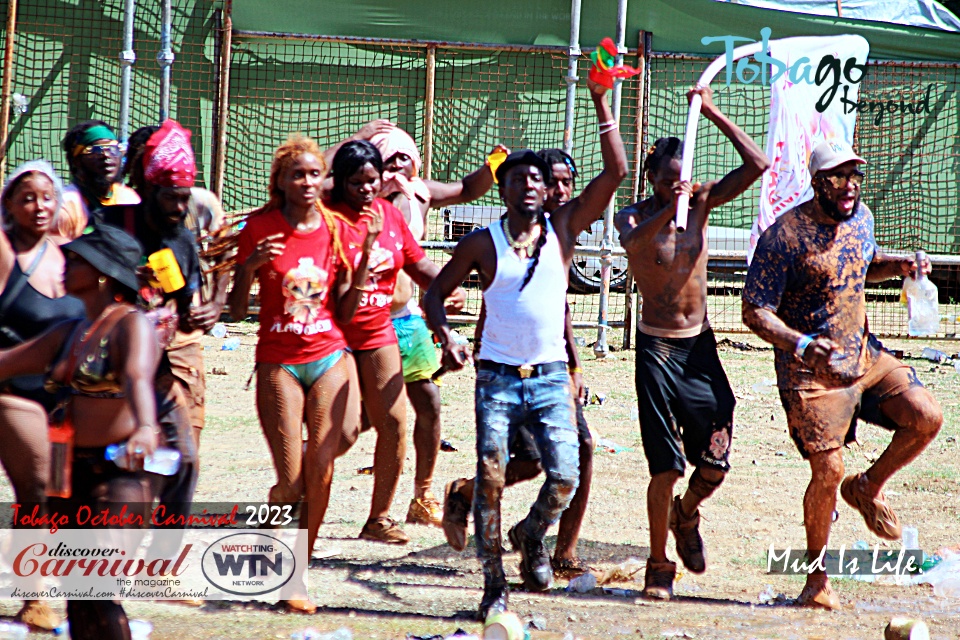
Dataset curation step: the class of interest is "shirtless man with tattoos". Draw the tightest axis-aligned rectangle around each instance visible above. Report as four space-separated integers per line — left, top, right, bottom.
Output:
614 86 769 600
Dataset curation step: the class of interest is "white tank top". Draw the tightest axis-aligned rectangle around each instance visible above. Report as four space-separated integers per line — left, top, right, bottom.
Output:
479 218 568 366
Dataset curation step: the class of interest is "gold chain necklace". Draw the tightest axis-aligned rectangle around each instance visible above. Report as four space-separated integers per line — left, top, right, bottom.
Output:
502 218 540 256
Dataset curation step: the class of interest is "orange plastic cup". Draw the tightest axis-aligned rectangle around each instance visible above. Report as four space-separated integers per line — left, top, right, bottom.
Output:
488 149 508 183
148 248 186 293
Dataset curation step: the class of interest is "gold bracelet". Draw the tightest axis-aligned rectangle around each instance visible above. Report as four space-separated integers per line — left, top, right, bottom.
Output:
569 366 583 374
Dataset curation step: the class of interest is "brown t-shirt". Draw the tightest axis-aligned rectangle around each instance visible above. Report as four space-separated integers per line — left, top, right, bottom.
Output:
743 202 882 390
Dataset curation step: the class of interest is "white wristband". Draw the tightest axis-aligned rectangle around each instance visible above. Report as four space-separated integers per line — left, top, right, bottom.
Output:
795 335 814 359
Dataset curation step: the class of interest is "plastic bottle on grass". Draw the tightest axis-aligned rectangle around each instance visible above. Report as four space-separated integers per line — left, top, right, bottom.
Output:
0 620 28 640
903 250 939 337
222 337 241 351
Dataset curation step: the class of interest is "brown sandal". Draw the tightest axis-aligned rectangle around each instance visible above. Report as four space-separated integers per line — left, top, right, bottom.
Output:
840 473 901 541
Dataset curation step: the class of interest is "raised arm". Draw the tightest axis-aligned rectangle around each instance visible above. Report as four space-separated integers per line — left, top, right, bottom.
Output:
867 251 927 283
615 182 695 253
695 86 770 210
425 144 507 209
555 79 629 238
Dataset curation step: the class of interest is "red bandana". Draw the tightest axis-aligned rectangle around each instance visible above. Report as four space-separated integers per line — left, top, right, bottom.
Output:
143 119 196 188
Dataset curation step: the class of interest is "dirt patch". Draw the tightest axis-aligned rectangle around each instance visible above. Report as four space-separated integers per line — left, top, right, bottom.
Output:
3 329 959 639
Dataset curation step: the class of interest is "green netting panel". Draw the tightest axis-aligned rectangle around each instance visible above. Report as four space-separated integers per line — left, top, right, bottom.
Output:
1 0 219 185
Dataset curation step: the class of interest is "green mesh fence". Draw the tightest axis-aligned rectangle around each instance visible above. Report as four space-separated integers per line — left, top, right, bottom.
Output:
0 0 220 185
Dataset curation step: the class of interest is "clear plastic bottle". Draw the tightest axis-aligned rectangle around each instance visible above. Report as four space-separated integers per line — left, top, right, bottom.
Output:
105 444 181 476
903 250 939 337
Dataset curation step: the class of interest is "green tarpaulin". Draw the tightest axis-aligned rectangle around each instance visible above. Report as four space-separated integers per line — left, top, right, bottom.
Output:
233 0 960 62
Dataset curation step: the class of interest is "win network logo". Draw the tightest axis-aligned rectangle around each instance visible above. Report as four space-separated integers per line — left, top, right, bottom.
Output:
201 532 296 596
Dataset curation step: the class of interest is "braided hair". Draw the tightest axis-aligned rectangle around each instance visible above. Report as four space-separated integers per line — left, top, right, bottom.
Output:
123 124 161 190
518 210 548 292
642 136 682 181
265 134 349 268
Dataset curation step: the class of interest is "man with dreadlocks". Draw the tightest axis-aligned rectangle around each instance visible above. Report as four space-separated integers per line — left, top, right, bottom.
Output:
424 78 627 620
614 86 769 600
54 120 141 241
441 147 596 581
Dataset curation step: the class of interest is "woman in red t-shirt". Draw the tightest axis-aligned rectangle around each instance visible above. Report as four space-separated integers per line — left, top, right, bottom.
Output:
229 135 380 612
326 141 458 544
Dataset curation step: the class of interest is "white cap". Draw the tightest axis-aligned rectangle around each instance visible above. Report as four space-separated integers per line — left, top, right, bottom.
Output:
808 139 866 176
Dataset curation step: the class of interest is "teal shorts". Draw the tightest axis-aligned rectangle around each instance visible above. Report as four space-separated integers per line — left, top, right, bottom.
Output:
392 314 440 384
280 350 344 390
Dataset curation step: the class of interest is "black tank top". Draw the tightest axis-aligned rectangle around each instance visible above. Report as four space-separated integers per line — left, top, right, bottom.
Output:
0 259 85 409
0 260 85 348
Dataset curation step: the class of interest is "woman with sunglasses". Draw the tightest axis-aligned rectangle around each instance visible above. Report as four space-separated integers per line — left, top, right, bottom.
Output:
0 160 84 630
0 224 182 639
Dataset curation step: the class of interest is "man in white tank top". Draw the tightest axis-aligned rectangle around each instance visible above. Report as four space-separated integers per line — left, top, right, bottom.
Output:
424 77 627 621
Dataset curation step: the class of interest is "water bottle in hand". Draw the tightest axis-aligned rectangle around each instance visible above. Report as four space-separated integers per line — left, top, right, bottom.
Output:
903 250 939 337
106 443 181 476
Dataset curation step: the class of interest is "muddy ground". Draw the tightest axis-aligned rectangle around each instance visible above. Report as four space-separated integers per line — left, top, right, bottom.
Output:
2 326 959 639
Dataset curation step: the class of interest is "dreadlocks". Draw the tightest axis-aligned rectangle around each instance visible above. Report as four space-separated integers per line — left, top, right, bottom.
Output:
518 210 548 292
123 124 161 190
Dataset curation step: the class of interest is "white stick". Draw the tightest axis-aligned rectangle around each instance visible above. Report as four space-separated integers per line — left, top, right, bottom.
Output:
676 42 763 232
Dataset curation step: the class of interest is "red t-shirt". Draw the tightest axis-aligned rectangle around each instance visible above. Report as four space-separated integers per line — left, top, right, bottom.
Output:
235 209 347 364
332 198 426 350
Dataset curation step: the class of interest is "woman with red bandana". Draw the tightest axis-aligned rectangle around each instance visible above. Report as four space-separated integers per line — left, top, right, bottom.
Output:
230 135 379 612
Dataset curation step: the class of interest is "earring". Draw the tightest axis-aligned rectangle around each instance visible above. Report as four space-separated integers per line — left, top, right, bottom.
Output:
98 276 107 290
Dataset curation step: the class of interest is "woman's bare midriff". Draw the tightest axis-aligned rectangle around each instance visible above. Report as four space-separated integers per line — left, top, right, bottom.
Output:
71 395 138 447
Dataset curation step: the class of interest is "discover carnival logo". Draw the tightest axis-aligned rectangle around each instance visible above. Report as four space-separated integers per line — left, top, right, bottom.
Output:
201 532 296 596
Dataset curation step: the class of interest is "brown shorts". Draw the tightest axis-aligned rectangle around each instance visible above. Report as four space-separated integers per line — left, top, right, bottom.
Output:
165 341 206 430
779 351 922 458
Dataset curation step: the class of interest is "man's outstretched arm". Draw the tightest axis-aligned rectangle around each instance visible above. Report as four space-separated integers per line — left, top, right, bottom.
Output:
426 144 508 209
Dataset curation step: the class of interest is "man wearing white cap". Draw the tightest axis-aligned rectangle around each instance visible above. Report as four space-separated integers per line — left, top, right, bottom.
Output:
743 139 942 610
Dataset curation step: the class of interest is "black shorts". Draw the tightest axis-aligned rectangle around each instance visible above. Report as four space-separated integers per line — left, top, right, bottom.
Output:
510 402 590 462
635 328 735 477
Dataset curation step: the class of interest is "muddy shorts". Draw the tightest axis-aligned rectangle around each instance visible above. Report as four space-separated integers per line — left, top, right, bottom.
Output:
393 314 440 384
510 402 589 462
635 328 735 477
778 350 923 458
165 341 205 431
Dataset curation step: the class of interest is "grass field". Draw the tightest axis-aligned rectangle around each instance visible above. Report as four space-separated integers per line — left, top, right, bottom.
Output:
2 326 959 639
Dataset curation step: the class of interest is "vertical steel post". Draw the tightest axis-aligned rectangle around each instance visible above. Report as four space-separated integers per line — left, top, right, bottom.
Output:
623 30 647 350
562 0 582 155
0 0 19 174
423 45 436 181
158 0 174 121
118 0 136 148
212 0 232 198
593 0 628 358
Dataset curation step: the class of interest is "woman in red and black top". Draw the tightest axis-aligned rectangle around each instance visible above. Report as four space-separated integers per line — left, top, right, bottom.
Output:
327 140 460 544
229 135 379 612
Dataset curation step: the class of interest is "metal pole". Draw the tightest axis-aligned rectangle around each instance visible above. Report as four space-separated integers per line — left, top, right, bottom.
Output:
0 0 19 174
593 0 628 358
423 45 436 181
158 0 174 121
118 0 136 148
562 0 581 154
212 0 232 198
623 30 647 351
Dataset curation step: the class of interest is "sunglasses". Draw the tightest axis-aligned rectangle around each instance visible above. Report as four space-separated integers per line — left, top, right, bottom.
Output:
80 143 121 158
821 170 865 190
